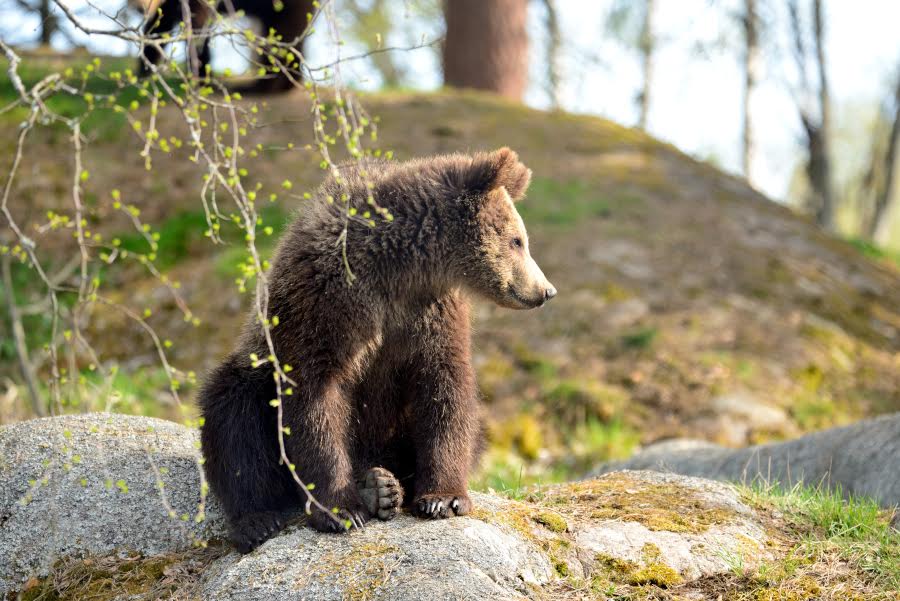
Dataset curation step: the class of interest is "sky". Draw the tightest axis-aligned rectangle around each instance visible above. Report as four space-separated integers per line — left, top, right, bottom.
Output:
3 0 899 201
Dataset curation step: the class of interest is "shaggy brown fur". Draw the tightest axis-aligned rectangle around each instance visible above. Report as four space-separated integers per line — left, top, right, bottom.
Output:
135 0 313 93
198 148 556 552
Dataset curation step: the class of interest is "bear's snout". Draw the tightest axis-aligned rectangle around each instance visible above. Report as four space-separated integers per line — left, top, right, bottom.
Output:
544 285 557 301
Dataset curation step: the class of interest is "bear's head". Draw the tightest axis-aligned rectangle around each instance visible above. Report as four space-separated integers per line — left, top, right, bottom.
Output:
460 148 556 310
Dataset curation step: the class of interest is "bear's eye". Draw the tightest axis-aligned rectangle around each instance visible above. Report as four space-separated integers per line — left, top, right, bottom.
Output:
511 237 523 249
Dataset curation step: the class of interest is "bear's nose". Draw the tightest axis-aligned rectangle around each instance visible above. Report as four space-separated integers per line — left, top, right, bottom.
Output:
544 285 557 301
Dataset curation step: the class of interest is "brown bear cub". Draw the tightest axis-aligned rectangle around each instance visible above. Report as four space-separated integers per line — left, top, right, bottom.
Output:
199 148 556 552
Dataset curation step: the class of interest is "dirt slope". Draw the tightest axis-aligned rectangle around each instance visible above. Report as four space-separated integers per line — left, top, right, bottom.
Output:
2 81 898 483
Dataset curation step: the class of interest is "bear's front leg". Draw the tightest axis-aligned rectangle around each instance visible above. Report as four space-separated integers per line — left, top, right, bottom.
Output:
283 379 370 532
408 295 480 519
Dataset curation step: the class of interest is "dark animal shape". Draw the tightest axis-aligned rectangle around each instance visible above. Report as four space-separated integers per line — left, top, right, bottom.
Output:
199 148 557 551
135 0 313 93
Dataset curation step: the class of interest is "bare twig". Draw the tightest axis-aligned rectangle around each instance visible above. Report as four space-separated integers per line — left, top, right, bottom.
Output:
1 256 45 416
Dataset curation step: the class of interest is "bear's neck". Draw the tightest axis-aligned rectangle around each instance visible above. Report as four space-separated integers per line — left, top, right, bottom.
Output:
354 192 470 301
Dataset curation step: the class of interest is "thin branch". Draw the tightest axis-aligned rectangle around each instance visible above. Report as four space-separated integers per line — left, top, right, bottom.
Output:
1 256 45 417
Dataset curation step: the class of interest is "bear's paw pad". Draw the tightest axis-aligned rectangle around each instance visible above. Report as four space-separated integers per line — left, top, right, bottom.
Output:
357 466 404 521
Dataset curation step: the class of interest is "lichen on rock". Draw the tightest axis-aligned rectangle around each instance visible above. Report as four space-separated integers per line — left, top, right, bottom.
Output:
2 414 784 600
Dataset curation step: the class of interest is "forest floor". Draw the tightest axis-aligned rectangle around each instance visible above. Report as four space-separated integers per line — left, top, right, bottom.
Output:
1 54 899 491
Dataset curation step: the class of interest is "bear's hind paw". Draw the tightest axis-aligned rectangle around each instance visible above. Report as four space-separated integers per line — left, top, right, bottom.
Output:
412 493 472 519
230 511 285 553
358 466 404 521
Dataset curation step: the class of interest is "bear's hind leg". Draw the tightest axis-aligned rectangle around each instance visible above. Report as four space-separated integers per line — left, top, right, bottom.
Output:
356 467 404 521
199 355 298 552
230 511 287 554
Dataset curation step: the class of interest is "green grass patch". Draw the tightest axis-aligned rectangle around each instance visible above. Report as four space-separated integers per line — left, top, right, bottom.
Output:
52 366 195 421
0 55 180 140
744 482 899 591
565 416 640 464
472 449 574 498
117 204 289 271
518 177 639 227
0 260 79 371
620 326 658 350
848 237 900 269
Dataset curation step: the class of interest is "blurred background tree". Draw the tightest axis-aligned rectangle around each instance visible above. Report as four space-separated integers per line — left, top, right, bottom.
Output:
1 0 899 492
604 0 657 131
3 0 898 249
442 0 529 99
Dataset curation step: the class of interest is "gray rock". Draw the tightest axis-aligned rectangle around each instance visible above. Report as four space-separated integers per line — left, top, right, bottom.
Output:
595 413 900 509
200 471 773 600
1 414 778 599
687 393 793 446
710 393 790 433
571 471 771 582
201 494 554 601
0 413 225 594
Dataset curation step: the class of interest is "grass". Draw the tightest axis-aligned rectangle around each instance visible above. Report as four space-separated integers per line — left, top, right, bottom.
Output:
742 482 900 595
0 55 156 140
474 414 640 496
36 366 194 422
116 205 290 272
620 326 658 350
848 237 900 269
517 177 640 227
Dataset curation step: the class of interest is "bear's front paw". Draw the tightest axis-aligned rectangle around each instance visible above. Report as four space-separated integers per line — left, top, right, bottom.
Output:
308 495 370 533
357 466 404 521
230 511 286 553
412 492 472 519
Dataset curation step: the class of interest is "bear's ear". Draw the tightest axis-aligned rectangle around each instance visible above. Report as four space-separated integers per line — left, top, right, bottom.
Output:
484 147 532 201
461 147 532 202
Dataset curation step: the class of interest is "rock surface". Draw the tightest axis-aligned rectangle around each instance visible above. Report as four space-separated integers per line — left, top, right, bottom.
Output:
595 413 900 509
0 413 224 594
2 414 777 599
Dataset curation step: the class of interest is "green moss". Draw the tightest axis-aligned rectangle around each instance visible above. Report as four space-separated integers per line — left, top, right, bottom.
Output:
471 501 537 541
541 473 737 534
595 552 640 577
627 563 683 587
534 510 568 533
594 550 683 592
747 575 822 601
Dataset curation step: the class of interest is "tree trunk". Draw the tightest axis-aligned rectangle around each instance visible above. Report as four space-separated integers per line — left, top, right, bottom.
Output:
442 0 529 100
741 0 759 180
871 70 900 244
541 0 562 109
811 0 834 230
38 0 56 46
637 0 655 130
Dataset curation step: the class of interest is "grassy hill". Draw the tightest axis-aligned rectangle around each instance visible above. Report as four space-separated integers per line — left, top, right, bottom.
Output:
1 55 899 491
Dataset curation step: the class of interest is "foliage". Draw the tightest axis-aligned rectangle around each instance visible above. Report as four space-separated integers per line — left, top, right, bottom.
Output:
0 0 402 535
741 482 900 595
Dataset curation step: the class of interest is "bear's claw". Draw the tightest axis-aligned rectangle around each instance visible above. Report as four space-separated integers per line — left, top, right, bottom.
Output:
357 466 404 521
310 506 369 533
231 511 285 553
412 493 471 519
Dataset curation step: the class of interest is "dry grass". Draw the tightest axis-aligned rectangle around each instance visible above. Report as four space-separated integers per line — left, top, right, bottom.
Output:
15 546 225 601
